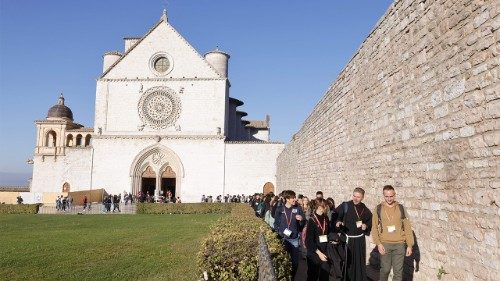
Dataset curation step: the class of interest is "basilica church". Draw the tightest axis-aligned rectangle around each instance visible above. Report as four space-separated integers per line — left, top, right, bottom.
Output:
30 10 284 202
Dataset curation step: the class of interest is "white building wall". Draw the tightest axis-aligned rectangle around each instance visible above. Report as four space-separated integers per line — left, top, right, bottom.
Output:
95 79 227 135
31 148 92 193
90 137 225 202
252 130 269 141
224 143 285 196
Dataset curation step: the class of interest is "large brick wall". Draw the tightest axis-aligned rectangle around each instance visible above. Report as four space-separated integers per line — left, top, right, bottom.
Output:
276 0 499 279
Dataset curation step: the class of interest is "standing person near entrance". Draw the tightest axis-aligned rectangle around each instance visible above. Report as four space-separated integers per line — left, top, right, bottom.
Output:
335 188 372 281
274 190 305 278
371 185 414 281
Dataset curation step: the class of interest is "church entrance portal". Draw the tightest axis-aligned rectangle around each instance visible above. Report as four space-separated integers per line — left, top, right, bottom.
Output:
161 166 176 201
130 145 184 199
141 166 156 196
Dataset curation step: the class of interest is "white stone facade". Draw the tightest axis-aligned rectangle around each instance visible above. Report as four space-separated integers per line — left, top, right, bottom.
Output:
30 12 283 202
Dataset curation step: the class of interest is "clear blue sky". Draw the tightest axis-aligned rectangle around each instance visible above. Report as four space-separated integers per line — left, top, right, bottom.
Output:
0 0 393 185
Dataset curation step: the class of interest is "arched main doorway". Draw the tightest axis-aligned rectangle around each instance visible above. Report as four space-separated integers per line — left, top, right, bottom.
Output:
263 182 275 195
141 166 156 196
130 145 184 198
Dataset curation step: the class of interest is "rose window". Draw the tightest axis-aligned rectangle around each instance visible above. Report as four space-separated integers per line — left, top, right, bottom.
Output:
138 86 181 129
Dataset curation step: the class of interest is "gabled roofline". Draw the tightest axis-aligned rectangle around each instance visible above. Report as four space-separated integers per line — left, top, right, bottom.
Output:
100 15 222 79
100 19 164 78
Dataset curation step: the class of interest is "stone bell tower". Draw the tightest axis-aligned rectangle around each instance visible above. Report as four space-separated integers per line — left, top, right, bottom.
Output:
34 94 79 157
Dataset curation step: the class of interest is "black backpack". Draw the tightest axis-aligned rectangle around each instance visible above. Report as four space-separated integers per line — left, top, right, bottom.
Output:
376 203 406 233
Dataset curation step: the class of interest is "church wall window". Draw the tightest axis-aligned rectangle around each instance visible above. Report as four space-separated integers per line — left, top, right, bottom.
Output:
154 57 170 73
76 134 82 146
45 131 57 147
149 52 173 76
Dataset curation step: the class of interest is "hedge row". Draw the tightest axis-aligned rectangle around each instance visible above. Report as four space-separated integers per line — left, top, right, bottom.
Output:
136 202 235 214
198 204 291 281
0 204 40 214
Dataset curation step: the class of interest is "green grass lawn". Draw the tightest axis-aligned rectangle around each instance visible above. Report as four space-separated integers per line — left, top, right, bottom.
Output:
0 214 225 281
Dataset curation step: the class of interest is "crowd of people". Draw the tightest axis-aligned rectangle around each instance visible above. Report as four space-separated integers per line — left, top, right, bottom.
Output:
47 186 419 280
251 185 419 281
55 195 73 212
201 194 251 203
135 191 181 203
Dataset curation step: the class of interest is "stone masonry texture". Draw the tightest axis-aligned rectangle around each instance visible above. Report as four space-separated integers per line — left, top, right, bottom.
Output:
276 0 499 280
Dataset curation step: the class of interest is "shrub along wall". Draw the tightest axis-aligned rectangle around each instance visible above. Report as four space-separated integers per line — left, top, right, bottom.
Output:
0 204 40 214
136 203 234 214
198 204 291 281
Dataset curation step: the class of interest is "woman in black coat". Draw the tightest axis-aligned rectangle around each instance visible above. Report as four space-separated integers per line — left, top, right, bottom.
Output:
305 198 331 281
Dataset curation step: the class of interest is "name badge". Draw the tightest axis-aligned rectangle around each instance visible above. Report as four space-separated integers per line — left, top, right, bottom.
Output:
319 235 328 243
387 225 396 233
356 221 363 228
283 228 292 237
292 208 298 214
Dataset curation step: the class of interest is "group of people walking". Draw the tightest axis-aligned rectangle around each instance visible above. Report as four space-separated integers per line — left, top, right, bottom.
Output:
201 194 250 203
101 194 121 212
254 185 417 281
56 195 73 211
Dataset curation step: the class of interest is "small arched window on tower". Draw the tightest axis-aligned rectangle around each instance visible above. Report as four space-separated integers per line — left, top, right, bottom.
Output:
45 131 57 147
84 134 92 147
76 134 82 147
66 134 74 147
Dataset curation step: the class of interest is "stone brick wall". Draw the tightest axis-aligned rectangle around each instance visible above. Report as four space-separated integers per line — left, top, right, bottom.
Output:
277 0 499 280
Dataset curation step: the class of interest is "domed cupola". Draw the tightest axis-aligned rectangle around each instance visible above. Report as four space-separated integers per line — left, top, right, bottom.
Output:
47 94 74 121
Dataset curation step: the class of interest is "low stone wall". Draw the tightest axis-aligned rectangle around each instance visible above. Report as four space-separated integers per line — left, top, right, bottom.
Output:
258 232 277 281
277 0 499 280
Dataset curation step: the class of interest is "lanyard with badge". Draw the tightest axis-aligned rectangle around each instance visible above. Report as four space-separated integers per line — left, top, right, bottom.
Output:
283 207 295 237
354 204 364 228
384 206 397 233
313 214 328 243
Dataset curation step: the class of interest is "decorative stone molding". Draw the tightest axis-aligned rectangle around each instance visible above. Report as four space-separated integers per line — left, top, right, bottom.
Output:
99 77 227 82
225 141 284 144
129 144 185 196
152 151 165 165
138 86 181 130
93 134 225 141
67 128 94 133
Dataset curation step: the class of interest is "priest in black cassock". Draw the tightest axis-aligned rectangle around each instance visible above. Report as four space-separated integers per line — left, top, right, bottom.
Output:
335 188 372 281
